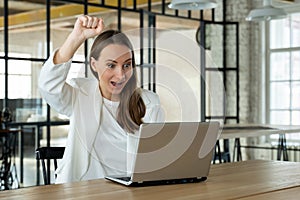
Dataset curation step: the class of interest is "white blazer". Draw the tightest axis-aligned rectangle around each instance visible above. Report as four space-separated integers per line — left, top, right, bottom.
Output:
38 51 164 183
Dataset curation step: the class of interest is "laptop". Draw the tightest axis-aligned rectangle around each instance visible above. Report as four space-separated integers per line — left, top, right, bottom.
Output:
105 121 220 186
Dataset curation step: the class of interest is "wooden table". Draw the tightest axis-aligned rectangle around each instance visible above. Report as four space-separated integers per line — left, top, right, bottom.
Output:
239 186 300 200
218 124 300 162
0 160 299 199
220 124 300 139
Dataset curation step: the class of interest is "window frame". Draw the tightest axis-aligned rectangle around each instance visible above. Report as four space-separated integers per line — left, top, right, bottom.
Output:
266 12 300 142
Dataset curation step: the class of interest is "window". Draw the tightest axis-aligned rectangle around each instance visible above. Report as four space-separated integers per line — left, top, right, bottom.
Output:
267 13 300 141
0 53 32 98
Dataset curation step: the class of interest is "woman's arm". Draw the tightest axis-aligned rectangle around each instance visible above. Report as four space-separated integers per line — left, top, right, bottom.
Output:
142 90 165 123
38 15 105 116
54 15 104 64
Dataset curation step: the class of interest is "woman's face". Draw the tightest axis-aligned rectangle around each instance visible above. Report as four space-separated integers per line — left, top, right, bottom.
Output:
91 44 133 101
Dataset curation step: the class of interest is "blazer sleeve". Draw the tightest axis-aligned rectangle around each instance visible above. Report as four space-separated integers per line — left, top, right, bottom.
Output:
38 50 74 117
142 90 165 123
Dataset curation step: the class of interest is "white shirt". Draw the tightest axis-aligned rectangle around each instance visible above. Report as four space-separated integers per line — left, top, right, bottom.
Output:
103 98 119 119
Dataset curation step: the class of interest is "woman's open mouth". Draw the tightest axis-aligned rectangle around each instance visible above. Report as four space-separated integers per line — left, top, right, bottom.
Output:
111 81 124 88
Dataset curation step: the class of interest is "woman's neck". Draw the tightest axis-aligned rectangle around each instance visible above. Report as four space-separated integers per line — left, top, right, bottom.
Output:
99 85 120 102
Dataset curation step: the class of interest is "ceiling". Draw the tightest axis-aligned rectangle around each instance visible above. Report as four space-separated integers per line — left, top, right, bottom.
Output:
0 0 209 32
0 0 300 32
0 0 64 15
0 0 176 31
2 0 300 16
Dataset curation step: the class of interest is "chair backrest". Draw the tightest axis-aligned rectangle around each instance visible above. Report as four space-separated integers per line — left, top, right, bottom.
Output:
35 147 65 185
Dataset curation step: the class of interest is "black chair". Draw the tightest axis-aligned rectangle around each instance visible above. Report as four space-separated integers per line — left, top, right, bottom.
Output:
35 147 65 185
213 140 231 164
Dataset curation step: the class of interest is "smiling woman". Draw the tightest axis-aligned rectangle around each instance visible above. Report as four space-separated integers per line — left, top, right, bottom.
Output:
38 15 164 184
90 33 135 101
89 30 145 132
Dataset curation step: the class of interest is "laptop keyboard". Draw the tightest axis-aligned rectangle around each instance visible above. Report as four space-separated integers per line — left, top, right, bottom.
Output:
117 176 131 182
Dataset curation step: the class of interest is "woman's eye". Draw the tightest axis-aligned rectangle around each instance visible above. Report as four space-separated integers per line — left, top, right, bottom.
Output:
106 63 115 68
123 63 131 68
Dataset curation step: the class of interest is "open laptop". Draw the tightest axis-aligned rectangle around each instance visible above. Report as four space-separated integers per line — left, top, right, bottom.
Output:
105 121 220 186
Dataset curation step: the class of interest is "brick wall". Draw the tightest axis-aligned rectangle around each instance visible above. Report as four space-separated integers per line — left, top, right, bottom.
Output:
213 0 264 124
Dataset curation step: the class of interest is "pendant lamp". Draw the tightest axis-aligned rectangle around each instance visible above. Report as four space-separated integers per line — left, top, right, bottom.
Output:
168 0 218 10
246 0 287 21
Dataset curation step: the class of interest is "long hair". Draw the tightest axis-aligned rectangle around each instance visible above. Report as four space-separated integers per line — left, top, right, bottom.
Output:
90 30 145 133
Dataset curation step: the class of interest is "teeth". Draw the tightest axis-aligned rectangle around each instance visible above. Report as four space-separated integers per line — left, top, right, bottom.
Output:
111 81 123 87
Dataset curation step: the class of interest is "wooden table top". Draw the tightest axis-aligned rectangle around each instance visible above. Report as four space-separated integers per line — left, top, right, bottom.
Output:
0 128 21 137
220 123 300 139
239 186 300 200
0 128 21 133
1 160 300 200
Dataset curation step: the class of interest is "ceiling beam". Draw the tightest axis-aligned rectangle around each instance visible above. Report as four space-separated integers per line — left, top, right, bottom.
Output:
0 0 165 28
0 0 45 11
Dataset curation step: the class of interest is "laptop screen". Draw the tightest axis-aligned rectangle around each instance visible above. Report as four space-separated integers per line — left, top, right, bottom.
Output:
126 121 220 182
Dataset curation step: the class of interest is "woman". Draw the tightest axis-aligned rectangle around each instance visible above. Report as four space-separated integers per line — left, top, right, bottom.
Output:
38 15 164 183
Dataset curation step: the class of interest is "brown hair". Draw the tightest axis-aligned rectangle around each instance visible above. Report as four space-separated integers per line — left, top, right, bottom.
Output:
90 30 145 133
